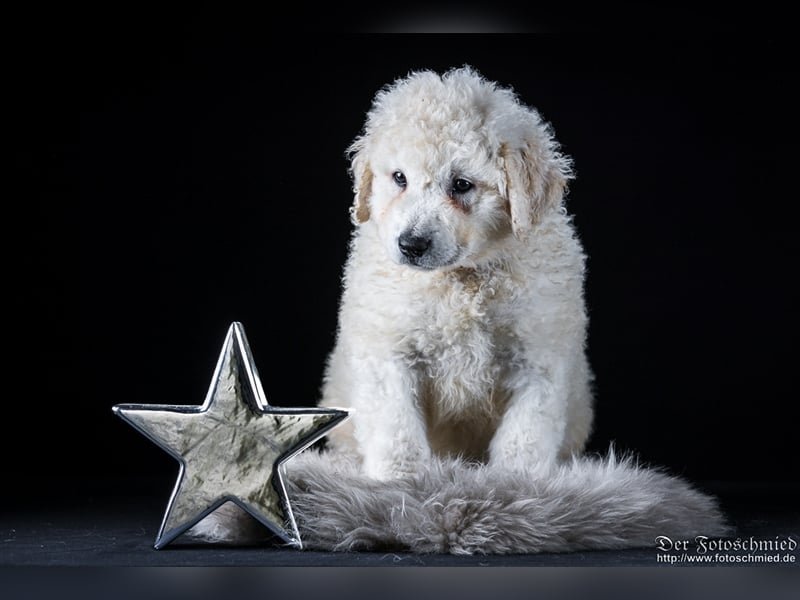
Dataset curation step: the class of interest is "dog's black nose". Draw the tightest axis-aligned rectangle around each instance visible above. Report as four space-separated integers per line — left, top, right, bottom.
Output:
398 232 431 259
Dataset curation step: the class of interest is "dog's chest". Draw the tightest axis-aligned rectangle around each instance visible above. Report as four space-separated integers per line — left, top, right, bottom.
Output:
405 268 518 415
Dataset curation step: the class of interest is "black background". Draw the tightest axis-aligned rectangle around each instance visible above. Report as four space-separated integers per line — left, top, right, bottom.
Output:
9 7 797 507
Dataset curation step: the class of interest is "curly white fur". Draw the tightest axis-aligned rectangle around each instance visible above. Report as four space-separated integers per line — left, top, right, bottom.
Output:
319 66 593 479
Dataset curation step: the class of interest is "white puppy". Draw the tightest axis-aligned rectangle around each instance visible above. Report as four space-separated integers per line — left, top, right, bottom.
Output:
320 66 593 480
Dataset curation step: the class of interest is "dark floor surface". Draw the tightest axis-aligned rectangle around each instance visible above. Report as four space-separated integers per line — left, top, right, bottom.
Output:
1 480 797 600
1 478 797 568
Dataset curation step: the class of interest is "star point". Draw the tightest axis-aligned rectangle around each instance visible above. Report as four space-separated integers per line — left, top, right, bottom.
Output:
113 321 349 549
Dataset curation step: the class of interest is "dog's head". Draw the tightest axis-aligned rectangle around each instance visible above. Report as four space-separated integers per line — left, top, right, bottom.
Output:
347 66 573 271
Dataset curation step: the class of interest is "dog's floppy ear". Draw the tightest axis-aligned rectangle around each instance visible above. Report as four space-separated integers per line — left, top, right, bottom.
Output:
347 140 372 224
501 138 573 238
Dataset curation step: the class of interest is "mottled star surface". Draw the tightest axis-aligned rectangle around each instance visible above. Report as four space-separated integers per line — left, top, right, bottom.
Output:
113 322 349 549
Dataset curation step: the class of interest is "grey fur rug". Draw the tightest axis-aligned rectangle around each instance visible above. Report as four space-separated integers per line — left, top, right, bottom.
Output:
187 448 731 554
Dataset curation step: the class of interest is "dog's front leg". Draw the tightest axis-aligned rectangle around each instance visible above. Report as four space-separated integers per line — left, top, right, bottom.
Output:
488 370 567 472
352 354 430 480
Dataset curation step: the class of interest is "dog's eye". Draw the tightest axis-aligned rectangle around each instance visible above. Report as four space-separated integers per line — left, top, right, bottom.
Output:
392 171 407 189
451 178 473 195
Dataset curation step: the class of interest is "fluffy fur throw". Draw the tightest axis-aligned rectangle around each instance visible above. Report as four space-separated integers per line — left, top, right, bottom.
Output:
187 448 731 555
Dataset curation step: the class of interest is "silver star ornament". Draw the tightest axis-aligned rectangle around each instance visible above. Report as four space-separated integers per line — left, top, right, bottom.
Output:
112 321 349 549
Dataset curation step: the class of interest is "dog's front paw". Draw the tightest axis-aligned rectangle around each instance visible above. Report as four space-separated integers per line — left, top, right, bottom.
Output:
488 445 559 476
362 446 431 481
